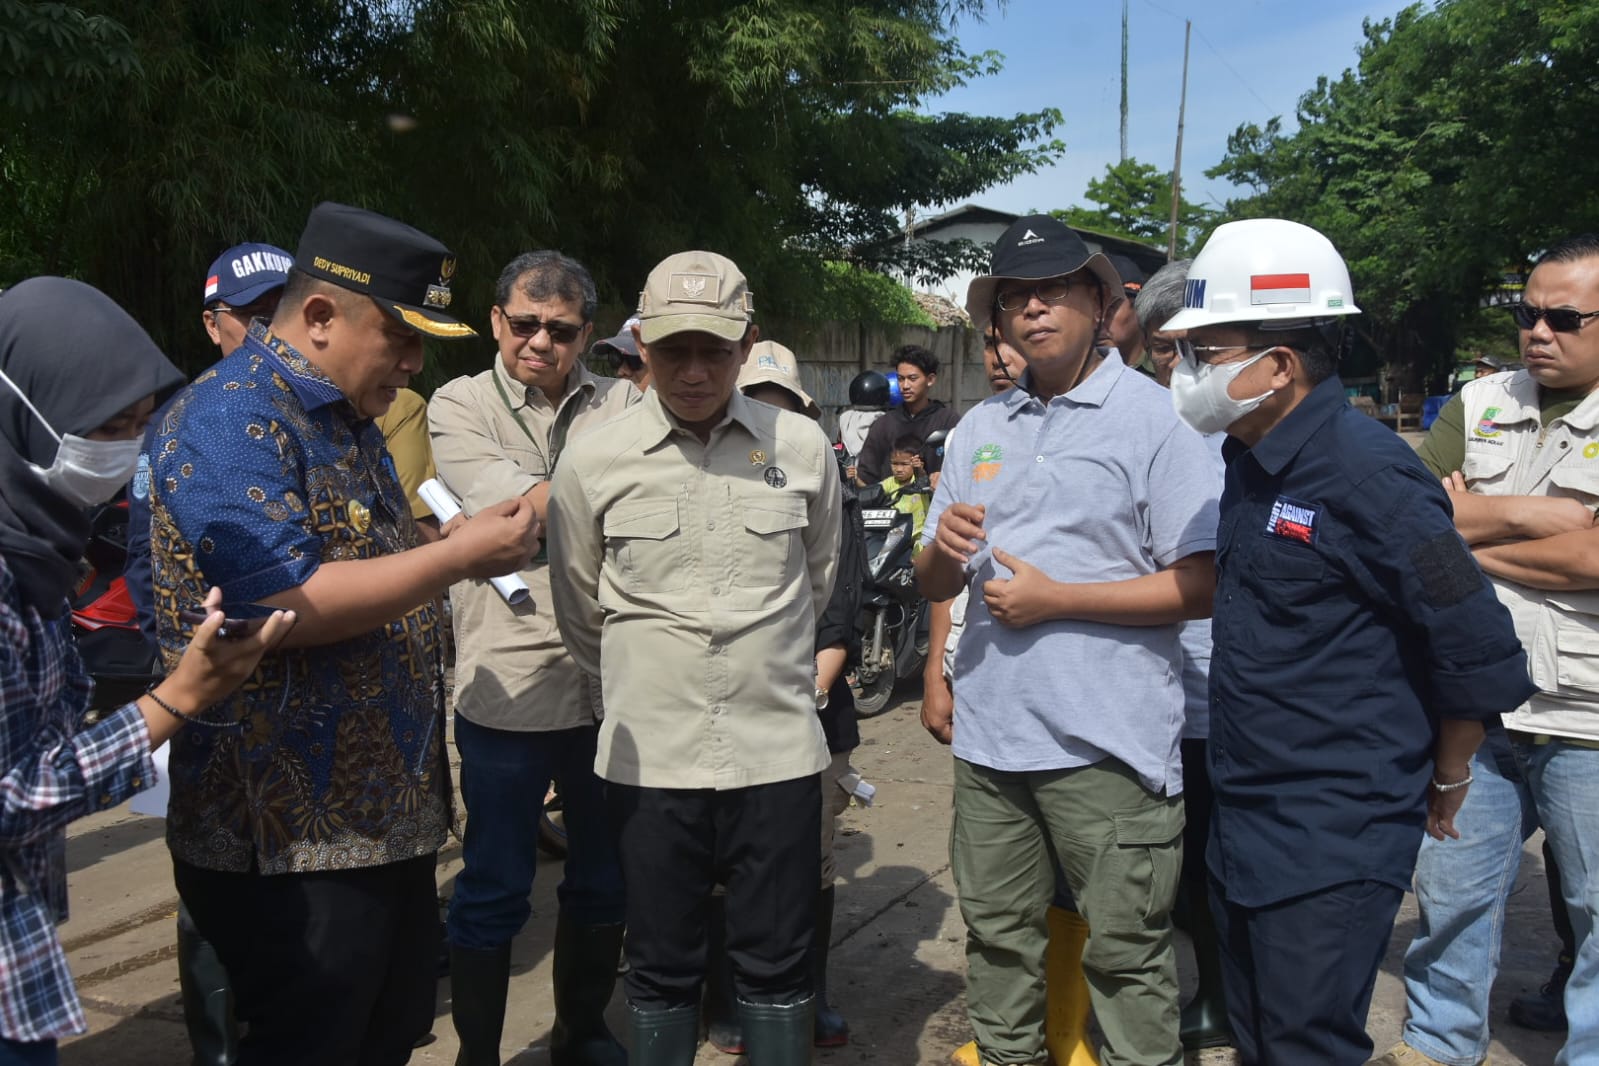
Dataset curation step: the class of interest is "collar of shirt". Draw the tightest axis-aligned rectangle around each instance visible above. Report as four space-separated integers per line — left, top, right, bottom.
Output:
1223 374 1346 475
636 387 761 450
491 357 598 417
243 322 347 413
1004 350 1122 420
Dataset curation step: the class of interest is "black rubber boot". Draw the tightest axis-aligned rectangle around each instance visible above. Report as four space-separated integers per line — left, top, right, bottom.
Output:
1179 895 1233 1051
811 887 849 1047
628 1003 698 1066
740 998 816 1066
176 917 237 1066
1509 953 1572 1032
549 917 627 1065
701 896 744 1053
450 943 512 1066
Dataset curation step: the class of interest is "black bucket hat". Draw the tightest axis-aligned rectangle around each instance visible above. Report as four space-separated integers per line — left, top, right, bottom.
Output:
965 215 1123 329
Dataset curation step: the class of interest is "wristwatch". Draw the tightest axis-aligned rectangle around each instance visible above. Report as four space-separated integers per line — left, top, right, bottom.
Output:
814 687 830 710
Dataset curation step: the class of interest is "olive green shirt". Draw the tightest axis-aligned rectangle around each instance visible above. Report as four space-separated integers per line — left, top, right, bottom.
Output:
1416 387 1588 478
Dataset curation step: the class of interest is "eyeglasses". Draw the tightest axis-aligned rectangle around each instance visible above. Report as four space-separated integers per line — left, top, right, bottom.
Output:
995 279 1074 311
1175 339 1268 364
496 308 584 344
1509 303 1599 333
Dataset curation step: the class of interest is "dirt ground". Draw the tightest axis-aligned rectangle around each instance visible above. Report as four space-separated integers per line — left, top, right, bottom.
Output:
59 685 1565 1065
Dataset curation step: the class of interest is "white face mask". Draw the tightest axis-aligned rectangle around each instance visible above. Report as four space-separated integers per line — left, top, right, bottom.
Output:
1170 347 1278 436
0 366 144 508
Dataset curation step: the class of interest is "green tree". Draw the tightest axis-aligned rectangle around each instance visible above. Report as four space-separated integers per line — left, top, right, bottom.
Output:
1053 157 1214 255
1207 0 1599 384
0 0 1063 378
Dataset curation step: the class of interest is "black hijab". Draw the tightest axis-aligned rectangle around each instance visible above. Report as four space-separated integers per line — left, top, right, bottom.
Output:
0 277 184 618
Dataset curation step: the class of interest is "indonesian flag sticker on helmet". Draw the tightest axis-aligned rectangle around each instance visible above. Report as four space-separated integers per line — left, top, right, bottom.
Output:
1162 218 1361 332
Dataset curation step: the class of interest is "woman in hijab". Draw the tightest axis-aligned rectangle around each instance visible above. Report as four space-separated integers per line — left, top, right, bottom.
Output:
0 277 295 1065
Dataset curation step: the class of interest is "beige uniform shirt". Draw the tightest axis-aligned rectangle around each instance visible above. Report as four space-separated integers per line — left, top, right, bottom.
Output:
430 359 639 731
548 389 842 788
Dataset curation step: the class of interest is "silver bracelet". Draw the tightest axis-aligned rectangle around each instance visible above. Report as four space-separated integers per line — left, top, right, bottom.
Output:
1431 773 1474 793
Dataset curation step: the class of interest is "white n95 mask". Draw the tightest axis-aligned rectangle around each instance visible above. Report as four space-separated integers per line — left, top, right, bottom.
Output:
0 365 144 508
1170 348 1277 436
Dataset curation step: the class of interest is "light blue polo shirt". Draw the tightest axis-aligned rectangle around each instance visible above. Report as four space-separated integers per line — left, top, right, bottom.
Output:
922 354 1219 794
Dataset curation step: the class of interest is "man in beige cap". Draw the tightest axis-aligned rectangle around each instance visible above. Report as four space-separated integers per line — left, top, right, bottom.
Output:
548 253 841 1065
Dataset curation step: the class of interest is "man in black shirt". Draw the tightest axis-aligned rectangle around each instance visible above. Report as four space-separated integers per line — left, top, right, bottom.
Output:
855 344 961 485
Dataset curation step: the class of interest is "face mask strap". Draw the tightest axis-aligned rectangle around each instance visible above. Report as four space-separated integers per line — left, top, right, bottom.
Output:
0 365 62 444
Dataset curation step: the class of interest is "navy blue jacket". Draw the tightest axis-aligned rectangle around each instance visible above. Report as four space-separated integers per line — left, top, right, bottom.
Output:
1208 376 1534 907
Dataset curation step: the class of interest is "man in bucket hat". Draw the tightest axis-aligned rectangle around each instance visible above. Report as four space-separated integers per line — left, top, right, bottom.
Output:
150 202 540 1064
548 252 841 1064
917 214 1220 1066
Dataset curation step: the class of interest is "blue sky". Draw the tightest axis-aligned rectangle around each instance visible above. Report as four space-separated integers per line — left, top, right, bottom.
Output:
930 0 1422 217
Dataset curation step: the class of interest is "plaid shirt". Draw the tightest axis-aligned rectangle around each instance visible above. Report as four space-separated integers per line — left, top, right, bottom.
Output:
0 556 154 1041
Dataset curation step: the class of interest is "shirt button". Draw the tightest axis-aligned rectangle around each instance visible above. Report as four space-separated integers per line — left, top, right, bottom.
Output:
131 777 142 788
707 521 717 530
711 587 721 596
1035 455 1044 463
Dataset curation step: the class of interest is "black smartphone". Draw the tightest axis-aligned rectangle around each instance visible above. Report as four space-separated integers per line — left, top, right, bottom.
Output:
177 602 281 640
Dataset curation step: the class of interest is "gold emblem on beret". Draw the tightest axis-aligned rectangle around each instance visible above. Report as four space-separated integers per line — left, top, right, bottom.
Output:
440 256 457 281
749 450 767 466
348 500 372 534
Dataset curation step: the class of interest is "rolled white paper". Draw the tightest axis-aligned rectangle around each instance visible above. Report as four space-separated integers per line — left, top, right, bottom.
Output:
417 479 533 606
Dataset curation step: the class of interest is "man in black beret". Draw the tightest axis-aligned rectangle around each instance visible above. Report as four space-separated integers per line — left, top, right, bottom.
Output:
150 202 540 1064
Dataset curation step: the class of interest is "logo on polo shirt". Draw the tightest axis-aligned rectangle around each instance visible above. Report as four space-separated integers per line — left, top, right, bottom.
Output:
1473 406 1503 439
1265 495 1318 545
972 443 1003 482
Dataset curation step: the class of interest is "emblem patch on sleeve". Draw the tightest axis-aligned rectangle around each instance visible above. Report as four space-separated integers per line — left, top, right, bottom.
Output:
1410 531 1481 608
1264 495 1318 545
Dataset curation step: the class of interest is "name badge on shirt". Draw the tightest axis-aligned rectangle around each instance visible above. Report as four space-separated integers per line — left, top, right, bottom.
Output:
1264 495 1318 545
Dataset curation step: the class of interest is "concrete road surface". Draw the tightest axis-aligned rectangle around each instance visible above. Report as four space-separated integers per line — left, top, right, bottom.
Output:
59 688 1565 1065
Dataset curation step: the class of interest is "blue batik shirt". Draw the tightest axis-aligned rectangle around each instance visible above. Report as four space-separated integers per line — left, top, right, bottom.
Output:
149 323 449 875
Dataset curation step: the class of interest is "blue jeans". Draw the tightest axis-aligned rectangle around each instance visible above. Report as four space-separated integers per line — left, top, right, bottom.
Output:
1401 744 1538 1065
446 718 624 949
1520 738 1599 1066
1402 735 1599 1066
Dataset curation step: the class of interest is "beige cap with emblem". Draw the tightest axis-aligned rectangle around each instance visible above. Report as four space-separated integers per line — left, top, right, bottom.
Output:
636 251 754 344
737 340 821 419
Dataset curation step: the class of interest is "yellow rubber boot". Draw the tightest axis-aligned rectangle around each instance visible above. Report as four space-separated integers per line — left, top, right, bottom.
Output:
1044 906 1100 1066
949 1040 982 1066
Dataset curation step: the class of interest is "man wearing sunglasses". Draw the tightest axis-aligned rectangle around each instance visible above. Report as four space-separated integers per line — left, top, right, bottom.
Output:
427 251 639 1065
592 316 652 391
1163 218 1531 1066
918 214 1219 1066
1385 234 1599 1066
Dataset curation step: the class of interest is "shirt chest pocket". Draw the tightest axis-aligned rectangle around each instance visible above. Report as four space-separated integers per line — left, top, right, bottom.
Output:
1546 461 1599 509
1461 449 1515 492
734 492 808 591
604 498 688 595
1238 543 1337 663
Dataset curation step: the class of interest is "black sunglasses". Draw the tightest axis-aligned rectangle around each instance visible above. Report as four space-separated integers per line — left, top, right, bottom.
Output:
1510 303 1599 333
497 308 584 344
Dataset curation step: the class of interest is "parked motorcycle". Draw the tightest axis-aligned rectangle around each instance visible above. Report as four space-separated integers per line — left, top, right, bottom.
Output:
850 429 946 717
70 499 161 714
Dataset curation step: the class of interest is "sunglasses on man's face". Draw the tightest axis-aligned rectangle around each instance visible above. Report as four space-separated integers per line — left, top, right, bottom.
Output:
1510 303 1599 333
496 308 584 344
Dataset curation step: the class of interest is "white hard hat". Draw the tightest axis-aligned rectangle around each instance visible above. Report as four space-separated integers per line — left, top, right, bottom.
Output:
1162 218 1360 331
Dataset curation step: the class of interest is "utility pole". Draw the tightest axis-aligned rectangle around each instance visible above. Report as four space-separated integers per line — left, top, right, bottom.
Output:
1167 20 1190 261
1120 0 1129 162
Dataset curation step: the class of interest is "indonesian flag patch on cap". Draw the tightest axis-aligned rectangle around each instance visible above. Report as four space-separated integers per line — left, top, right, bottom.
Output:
204 275 220 300
1250 273 1311 305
